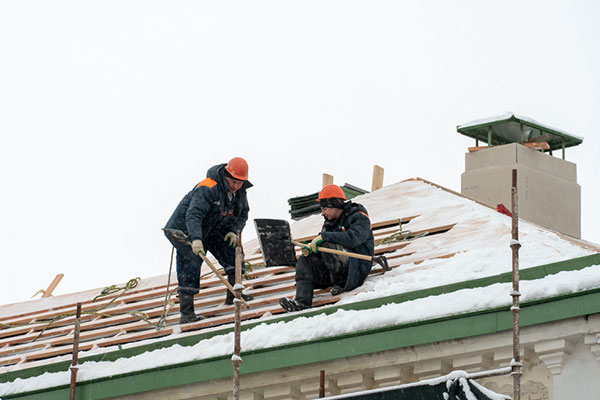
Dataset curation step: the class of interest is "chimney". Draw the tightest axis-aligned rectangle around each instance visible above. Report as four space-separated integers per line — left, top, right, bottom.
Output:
457 113 583 238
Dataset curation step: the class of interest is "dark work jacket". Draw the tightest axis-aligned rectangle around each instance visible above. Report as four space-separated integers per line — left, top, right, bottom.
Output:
164 164 252 241
320 201 374 291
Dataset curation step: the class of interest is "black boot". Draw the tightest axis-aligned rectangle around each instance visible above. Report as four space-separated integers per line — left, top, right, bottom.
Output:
225 274 254 305
279 297 310 312
330 285 344 296
179 293 205 324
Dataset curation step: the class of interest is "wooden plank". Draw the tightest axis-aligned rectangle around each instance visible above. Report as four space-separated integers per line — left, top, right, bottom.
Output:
375 224 455 246
0 282 178 325
0 218 464 371
371 165 384 192
0 341 48 358
5 283 329 361
412 253 458 266
0 247 459 369
0 265 291 330
293 216 422 243
524 141 550 150
322 173 334 188
371 216 418 230
0 268 297 349
468 146 490 152
0 354 23 368
24 342 95 363
0 276 297 353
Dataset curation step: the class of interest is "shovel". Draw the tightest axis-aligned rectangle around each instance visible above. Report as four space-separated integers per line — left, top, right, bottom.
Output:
163 228 250 308
293 241 390 272
254 219 390 272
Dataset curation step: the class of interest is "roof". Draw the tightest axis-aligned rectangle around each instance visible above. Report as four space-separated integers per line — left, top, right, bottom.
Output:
1 178 599 398
457 112 584 151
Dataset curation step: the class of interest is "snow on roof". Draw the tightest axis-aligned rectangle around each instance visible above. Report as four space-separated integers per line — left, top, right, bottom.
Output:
456 112 583 142
1 178 599 395
3 263 600 396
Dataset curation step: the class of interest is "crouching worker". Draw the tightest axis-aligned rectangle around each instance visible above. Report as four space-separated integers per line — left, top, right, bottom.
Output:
279 184 374 312
164 157 254 324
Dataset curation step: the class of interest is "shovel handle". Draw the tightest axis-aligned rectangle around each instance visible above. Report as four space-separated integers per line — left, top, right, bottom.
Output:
164 229 251 307
198 252 250 309
292 241 373 262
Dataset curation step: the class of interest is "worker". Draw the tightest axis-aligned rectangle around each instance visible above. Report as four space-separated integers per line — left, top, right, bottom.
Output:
279 184 374 312
164 157 254 324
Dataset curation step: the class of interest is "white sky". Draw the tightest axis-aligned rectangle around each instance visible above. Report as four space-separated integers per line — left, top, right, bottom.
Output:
1 1 599 307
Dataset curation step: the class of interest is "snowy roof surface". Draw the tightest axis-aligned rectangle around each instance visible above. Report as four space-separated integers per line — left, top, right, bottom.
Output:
1 178 599 395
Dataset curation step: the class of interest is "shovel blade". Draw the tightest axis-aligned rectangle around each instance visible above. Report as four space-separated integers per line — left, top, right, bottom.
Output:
254 219 298 267
374 255 390 272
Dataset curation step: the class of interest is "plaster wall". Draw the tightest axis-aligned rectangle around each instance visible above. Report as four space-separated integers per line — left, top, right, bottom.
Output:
117 315 600 400
553 341 600 400
461 143 581 238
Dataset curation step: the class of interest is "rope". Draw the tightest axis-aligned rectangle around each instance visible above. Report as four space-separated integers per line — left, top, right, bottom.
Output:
2 250 257 336
377 219 429 246
0 277 152 341
156 247 177 331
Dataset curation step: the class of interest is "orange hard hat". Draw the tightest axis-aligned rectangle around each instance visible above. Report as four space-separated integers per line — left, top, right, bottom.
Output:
317 184 346 201
225 157 249 181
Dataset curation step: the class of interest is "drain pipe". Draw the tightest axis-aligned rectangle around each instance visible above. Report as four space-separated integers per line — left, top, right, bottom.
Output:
69 302 82 400
510 169 522 400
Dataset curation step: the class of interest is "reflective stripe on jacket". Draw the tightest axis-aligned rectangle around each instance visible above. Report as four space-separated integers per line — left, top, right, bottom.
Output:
164 163 252 241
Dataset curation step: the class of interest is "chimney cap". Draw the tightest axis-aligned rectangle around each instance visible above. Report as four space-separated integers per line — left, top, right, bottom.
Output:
457 112 583 152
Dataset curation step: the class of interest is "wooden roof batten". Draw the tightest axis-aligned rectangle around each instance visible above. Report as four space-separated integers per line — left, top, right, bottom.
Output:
0 210 458 372
4 252 600 399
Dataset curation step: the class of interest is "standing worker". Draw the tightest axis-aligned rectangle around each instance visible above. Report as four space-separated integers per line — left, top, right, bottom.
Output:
164 157 254 324
279 184 374 312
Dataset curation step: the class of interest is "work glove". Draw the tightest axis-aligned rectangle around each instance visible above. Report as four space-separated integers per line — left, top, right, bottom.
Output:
224 232 237 248
303 235 323 255
191 240 205 256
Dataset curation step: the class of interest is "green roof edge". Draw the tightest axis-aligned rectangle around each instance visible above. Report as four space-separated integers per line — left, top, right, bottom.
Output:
2 253 599 398
7 288 600 399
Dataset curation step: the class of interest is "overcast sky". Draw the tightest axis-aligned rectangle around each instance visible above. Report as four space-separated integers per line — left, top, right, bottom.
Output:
1 1 599 307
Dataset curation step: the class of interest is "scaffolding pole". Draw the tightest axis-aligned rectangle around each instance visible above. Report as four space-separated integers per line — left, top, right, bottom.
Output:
232 230 243 399
69 302 82 400
319 370 325 397
510 169 522 400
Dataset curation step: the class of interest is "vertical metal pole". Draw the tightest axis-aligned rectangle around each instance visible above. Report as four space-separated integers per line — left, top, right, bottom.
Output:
319 370 325 397
69 302 82 400
510 170 522 400
232 230 243 400
487 127 492 147
562 140 565 160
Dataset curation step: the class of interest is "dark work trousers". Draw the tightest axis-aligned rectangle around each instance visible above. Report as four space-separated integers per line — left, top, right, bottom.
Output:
173 234 244 296
295 243 349 307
